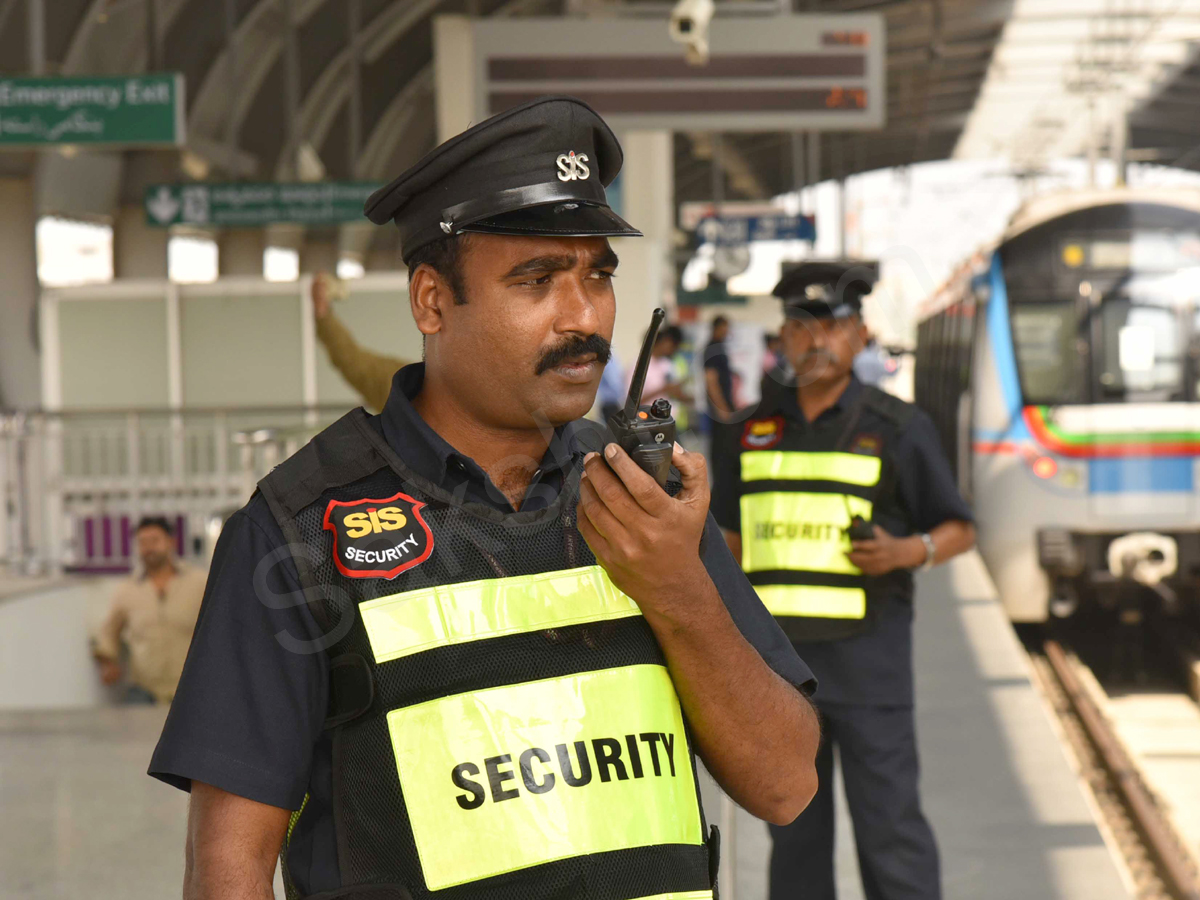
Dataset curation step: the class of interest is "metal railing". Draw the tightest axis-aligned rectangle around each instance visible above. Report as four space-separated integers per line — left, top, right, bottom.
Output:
1 405 351 575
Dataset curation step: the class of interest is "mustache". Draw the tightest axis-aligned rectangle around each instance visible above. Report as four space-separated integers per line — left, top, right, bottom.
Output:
535 334 612 376
797 349 838 366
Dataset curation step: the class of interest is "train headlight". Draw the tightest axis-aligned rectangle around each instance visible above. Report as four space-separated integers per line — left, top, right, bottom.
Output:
1022 450 1085 491
1031 456 1057 479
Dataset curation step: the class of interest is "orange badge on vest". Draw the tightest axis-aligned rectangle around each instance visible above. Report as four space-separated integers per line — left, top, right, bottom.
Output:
323 492 433 579
849 434 882 456
741 416 785 450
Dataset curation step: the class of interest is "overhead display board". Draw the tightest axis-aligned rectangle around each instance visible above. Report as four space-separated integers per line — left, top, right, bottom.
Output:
467 14 885 131
144 182 382 228
0 74 185 147
697 213 816 245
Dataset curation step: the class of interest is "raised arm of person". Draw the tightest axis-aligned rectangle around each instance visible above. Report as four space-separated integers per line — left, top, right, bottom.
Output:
578 442 820 825
312 273 406 412
184 783 289 900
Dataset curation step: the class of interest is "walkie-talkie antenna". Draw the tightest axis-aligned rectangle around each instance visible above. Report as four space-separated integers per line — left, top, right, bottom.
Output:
623 307 666 421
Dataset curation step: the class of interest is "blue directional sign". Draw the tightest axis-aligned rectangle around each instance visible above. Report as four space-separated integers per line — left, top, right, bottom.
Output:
697 214 816 246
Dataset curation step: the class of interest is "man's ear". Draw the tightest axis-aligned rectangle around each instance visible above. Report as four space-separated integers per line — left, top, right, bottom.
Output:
409 264 448 337
854 316 872 351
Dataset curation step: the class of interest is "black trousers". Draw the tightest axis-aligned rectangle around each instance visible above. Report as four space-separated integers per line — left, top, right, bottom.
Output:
768 703 941 900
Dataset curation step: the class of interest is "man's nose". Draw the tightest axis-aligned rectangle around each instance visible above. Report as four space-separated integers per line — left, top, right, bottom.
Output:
555 276 601 335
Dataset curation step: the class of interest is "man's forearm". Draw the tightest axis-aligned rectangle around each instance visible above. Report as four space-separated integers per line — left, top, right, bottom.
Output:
642 572 819 825
930 519 975 564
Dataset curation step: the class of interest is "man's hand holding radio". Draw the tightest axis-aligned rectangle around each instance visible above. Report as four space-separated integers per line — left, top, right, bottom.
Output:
578 441 712 626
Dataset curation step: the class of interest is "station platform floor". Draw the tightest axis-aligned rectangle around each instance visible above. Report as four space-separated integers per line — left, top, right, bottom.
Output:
0 553 1131 900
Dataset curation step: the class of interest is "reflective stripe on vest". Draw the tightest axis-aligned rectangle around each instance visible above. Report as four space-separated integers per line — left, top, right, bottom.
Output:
740 451 881 620
360 564 641 663
752 584 867 620
631 892 714 900
364 567 704 890
741 450 881 486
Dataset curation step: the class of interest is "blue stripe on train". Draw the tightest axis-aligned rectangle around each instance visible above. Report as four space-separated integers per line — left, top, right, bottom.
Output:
986 251 1032 442
1089 457 1194 493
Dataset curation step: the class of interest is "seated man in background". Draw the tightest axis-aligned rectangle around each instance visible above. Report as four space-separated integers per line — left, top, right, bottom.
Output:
92 517 206 704
312 272 408 412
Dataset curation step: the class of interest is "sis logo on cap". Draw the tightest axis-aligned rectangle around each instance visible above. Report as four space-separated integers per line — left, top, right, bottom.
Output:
556 150 590 182
323 491 433 579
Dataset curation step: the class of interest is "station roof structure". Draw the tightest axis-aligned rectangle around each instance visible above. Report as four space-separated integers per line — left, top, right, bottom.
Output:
1 0 1199 237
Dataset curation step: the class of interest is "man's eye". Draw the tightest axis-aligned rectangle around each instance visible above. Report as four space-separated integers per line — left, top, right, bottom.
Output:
521 274 552 286
589 270 615 281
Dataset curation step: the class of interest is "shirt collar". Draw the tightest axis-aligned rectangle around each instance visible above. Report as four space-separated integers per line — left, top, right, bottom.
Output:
137 561 180 582
379 363 581 488
774 373 863 423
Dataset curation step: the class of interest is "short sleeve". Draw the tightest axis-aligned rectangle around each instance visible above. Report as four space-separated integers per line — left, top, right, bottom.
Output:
148 495 330 810
699 514 816 695
892 409 974 533
708 424 744 533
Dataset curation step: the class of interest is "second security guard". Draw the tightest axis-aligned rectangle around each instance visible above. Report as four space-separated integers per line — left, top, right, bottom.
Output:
712 261 976 900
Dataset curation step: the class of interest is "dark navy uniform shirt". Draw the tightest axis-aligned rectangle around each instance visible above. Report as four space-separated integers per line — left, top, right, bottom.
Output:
710 376 972 707
150 363 814 896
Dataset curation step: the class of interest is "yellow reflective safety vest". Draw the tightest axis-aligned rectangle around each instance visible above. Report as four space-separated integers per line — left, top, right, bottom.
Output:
258 410 716 900
734 384 913 643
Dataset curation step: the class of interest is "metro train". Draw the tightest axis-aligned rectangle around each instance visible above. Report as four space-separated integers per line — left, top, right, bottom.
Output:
914 188 1200 623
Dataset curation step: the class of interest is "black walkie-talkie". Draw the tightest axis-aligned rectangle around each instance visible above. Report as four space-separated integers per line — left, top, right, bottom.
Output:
848 515 876 542
608 307 676 488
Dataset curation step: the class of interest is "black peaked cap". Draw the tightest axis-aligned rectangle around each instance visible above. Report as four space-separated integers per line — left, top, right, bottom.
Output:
773 259 879 318
365 95 641 263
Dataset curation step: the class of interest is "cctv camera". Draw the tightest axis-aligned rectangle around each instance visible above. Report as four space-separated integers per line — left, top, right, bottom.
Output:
669 0 714 66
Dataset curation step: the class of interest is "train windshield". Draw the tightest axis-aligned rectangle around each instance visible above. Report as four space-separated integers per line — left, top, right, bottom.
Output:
1007 229 1200 405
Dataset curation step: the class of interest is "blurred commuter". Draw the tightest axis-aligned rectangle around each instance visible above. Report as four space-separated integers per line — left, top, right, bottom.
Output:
763 332 790 387
712 261 976 900
637 324 688 405
312 272 408 411
668 337 695 434
596 346 626 423
92 517 205 704
703 314 738 427
853 338 891 386
762 332 780 372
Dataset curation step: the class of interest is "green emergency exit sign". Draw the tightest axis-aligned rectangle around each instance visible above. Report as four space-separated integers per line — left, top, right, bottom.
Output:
0 74 185 146
144 182 383 228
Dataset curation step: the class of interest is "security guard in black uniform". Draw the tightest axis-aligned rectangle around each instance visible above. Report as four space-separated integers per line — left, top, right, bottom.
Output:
711 261 976 900
149 96 821 900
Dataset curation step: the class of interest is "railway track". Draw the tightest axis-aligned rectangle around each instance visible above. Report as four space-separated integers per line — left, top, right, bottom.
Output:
1029 638 1200 900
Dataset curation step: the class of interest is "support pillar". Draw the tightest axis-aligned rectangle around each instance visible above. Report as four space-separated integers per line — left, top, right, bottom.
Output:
1111 107 1129 187
300 235 339 274
339 222 375 272
218 229 267 276
434 16 477 142
0 178 40 409
612 130 673 366
113 204 168 278
365 231 402 272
